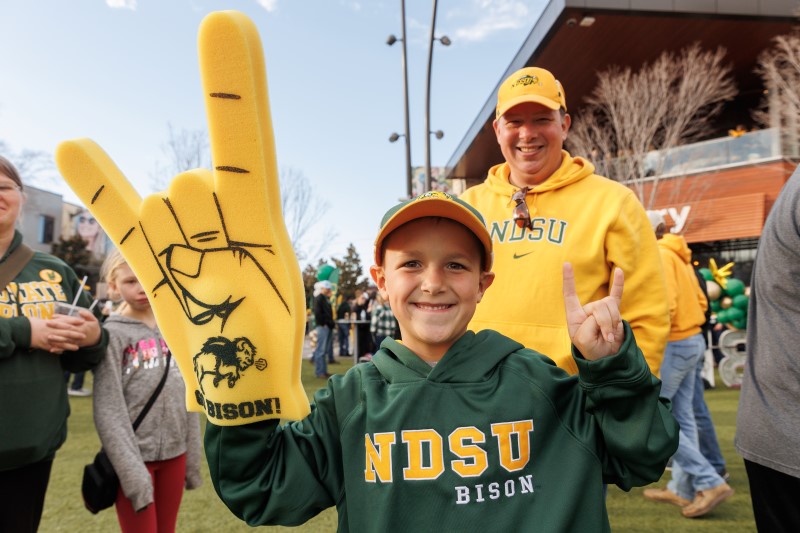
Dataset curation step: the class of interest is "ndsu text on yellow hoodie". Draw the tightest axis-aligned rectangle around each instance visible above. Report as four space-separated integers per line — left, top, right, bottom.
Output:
460 152 669 375
657 234 708 342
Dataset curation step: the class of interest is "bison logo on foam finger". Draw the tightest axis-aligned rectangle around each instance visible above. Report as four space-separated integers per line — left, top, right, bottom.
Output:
193 336 266 394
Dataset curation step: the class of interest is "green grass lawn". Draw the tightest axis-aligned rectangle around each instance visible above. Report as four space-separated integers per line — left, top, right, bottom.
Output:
42 364 754 532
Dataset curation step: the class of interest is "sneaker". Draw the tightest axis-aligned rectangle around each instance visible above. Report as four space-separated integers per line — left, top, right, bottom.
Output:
682 483 735 518
643 487 691 507
315 373 332 379
719 469 730 483
68 388 91 397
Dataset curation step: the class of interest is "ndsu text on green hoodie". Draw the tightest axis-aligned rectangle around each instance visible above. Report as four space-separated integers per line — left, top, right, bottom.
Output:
205 325 678 533
460 152 669 376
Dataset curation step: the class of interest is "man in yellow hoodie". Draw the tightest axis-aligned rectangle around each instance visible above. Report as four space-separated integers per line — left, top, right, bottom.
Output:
460 67 669 376
643 211 734 518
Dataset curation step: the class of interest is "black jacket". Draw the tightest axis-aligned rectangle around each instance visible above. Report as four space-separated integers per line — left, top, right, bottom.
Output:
313 293 334 329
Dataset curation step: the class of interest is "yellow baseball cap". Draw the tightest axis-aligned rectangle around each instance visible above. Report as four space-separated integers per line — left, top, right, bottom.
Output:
496 67 567 119
374 191 493 271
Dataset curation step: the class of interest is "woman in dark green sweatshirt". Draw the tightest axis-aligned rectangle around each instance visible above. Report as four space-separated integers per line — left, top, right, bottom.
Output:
0 155 108 533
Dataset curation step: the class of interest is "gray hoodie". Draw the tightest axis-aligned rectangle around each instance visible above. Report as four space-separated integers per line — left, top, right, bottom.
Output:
93 314 202 511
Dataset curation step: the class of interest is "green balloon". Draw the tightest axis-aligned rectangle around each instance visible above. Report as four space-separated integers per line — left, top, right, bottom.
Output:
726 278 745 297
733 294 749 311
699 268 713 281
710 300 721 312
716 309 729 323
732 318 747 330
317 264 335 281
726 307 744 322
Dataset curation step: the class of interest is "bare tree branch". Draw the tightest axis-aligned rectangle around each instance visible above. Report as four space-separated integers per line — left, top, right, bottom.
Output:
567 43 737 209
150 123 211 191
279 167 336 262
149 125 335 261
754 30 800 157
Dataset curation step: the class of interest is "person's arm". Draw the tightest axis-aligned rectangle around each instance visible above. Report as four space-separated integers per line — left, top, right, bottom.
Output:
0 316 34 359
53 268 108 371
204 376 348 526
573 323 679 489
606 194 670 374
324 302 335 328
184 412 204 490
562 262 678 489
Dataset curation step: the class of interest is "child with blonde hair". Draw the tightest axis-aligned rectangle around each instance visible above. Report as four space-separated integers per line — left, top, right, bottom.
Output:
94 249 202 532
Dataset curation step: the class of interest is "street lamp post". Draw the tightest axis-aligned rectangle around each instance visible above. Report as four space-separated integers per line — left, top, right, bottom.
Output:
424 0 450 192
387 0 413 199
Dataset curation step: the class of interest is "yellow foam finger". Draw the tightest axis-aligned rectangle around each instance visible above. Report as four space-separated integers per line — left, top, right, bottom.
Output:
55 139 158 290
56 12 311 424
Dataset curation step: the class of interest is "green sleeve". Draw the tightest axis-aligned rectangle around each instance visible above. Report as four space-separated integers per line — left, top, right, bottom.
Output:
574 321 679 490
204 380 346 527
0 316 32 359
59 266 109 372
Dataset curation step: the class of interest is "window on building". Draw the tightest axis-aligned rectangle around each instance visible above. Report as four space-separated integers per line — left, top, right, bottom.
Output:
38 215 55 244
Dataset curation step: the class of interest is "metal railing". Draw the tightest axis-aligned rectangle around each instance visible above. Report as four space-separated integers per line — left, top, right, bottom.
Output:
595 128 785 182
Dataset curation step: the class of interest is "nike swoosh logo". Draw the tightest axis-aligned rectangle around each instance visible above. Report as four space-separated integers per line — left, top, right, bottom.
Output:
513 251 534 259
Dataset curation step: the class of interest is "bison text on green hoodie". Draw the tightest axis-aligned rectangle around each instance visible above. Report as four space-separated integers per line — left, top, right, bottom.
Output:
657 233 708 342
205 325 678 533
460 152 669 376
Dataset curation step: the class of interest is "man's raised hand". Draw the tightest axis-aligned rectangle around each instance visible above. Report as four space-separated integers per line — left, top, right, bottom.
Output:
562 262 625 360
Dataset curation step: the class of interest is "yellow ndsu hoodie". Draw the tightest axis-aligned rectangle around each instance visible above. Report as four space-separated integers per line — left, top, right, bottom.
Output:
460 152 669 375
657 233 708 342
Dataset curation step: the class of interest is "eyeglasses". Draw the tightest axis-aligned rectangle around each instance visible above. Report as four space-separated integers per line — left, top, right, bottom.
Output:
0 184 21 196
512 187 532 229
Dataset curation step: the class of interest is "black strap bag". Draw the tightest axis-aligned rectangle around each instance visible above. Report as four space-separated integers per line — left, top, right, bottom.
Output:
81 352 172 514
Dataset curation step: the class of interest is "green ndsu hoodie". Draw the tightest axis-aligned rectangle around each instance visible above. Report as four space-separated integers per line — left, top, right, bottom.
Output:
206 324 678 532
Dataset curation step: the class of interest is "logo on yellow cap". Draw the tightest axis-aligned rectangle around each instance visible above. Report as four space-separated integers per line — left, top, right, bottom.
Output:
513 74 540 88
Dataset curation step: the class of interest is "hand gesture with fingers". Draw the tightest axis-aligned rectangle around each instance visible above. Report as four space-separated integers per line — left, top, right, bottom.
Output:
562 262 625 360
56 11 310 424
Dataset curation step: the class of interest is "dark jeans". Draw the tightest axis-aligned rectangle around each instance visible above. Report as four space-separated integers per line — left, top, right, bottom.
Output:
745 459 800 532
0 459 53 533
64 370 86 390
337 323 350 357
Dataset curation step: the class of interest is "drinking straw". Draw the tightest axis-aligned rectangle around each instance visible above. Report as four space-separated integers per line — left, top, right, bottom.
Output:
88 299 99 312
69 275 89 316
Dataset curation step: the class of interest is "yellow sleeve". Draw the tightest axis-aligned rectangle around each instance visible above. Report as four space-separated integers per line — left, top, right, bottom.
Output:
606 194 670 376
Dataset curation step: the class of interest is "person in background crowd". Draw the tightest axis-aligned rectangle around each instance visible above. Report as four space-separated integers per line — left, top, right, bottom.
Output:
335 296 351 359
369 292 397 351
311 280 335 378
735 167 800 532
353 291 374 362
0 155 107 533
690 256 727 479
459 66 669 377
94 248 202 532
643 210 733 518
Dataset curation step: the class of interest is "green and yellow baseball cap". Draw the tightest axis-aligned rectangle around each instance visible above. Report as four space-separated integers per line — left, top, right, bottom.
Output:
496 66 567 119
374 191 493 270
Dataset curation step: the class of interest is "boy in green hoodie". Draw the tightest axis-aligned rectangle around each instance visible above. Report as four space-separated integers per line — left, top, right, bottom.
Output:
204 191 678 532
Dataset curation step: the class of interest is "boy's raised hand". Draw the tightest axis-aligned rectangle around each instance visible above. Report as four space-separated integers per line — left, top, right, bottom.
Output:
562 262 625 360
55 11 310 424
